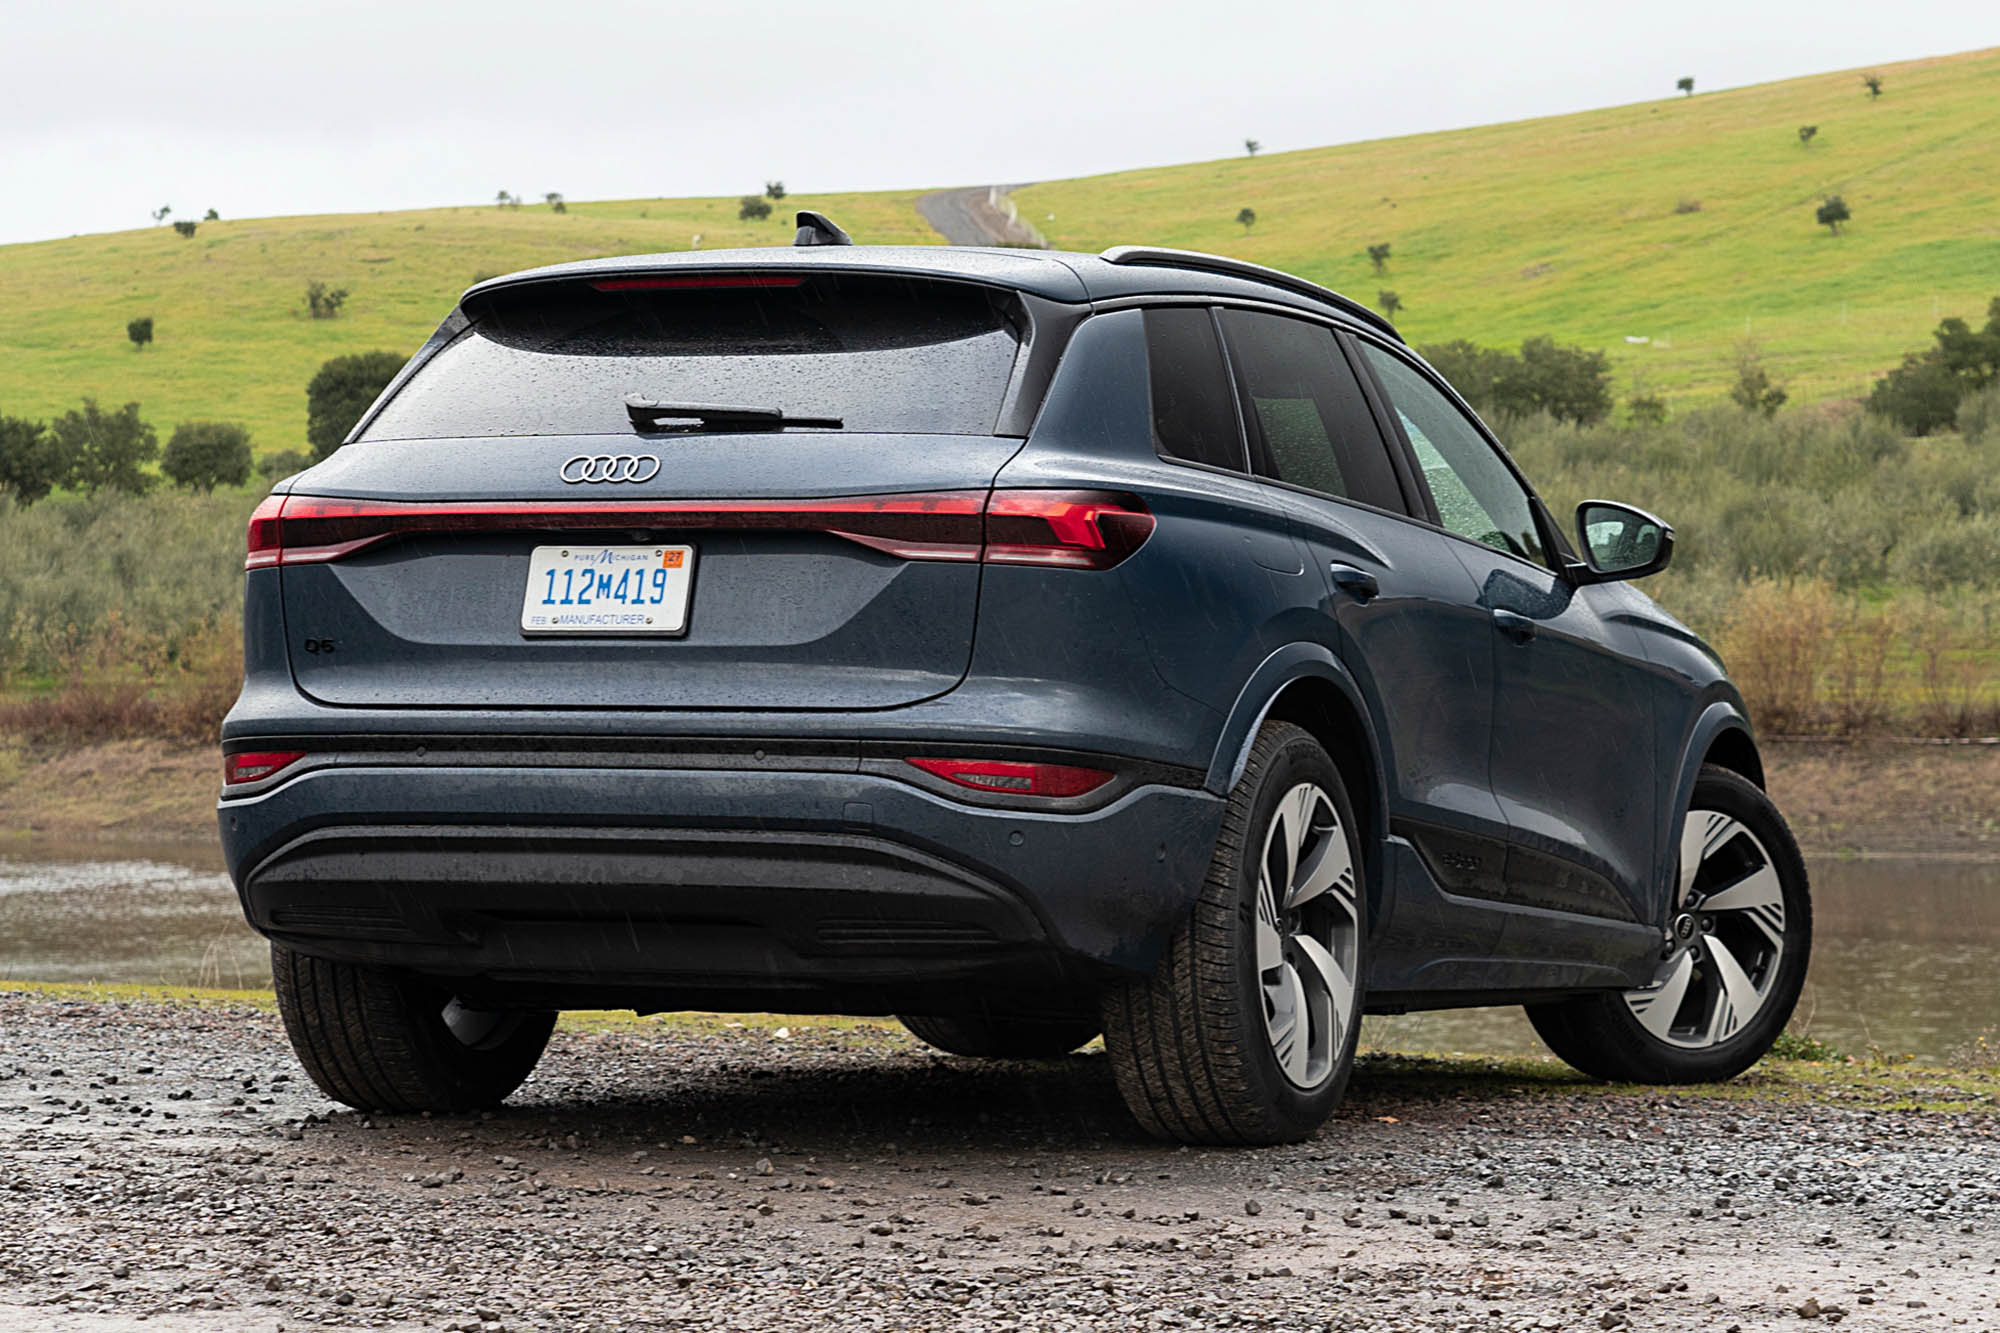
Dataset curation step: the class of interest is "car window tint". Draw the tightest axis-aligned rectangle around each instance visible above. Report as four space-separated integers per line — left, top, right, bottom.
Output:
1218 310 1403 511
1359 343 1547 565
362 275 1023 439
1142 308 1245 471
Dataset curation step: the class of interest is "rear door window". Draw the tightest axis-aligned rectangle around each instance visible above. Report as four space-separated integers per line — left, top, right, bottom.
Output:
1217 310 1405 512
361 275 1025 440
1142 307 1246 472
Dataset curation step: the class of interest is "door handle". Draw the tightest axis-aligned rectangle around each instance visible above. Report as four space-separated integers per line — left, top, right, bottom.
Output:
1492 609 1537 643
1328 564 1380 602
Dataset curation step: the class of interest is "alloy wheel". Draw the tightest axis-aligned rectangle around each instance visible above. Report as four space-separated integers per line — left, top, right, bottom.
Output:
1625 808 1789 1049
1255 782 1361 1088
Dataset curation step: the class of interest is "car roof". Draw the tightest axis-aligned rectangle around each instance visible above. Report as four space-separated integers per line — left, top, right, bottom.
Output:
464 244 1399 341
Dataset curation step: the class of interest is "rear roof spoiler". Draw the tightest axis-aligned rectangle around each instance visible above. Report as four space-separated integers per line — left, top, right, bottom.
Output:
1100 245 1400 342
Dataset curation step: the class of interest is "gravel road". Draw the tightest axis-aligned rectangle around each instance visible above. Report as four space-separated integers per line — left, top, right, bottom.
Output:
3 990 1996 1332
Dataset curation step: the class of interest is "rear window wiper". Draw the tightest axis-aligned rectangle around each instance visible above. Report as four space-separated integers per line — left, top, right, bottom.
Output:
624 394 844 433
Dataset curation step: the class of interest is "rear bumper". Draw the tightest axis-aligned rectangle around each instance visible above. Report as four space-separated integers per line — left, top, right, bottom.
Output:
219 760 1224 1013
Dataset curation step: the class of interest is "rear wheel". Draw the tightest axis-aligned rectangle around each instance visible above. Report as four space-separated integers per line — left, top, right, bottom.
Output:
1101 721 1365 1145
897 1012 1100 1058
1527 766 1811 1083
271 943 556 1113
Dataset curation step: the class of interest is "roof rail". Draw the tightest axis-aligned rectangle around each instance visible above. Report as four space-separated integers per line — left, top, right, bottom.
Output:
1099 245 1400 341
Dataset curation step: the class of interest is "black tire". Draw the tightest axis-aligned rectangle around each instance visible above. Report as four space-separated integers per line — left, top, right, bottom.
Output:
1100 721 1366 1145
271 943 557 1113
1527 765 1812 1084
897 1012 1101 1058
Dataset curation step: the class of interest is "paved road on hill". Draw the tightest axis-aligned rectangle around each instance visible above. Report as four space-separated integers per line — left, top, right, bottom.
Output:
917 186 1045 247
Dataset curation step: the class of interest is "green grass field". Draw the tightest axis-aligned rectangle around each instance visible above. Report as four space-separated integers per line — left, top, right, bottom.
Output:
1 47 1996 456
1016 47 2000 407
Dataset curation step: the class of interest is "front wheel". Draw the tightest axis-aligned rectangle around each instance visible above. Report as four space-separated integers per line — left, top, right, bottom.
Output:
1101 721 1365 1145
1527 765 1812 1083
271 944 557 1113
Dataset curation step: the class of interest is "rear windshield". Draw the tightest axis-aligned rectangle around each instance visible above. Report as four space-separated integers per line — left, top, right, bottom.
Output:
361 275 1026 440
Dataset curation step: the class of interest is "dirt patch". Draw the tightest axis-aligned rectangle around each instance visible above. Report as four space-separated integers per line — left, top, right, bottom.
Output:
1 992 1995 1332
1764 739 2000 858
0 741 218 845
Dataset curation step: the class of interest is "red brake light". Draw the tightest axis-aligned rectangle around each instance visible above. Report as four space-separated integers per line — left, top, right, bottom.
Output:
983 490 1155 570
245 493 287 570
906 758 1114 798
588 275 807 291
224 751 306 786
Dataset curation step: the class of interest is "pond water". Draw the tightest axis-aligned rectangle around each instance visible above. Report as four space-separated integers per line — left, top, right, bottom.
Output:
1 841 1994 1065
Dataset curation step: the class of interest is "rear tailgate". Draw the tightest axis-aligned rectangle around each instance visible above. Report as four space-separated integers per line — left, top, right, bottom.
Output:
271 272 1036 712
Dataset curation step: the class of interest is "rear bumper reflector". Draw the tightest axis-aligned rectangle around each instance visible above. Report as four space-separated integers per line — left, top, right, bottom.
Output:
245 490 1153 572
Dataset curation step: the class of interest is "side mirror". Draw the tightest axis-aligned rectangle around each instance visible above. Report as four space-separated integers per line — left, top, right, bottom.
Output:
1573 500 1673 583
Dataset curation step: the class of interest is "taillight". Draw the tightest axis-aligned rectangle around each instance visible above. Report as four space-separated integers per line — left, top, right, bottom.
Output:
906 758 1114 798
243 489 1152 571
224 751 306 786
983 490 1155 570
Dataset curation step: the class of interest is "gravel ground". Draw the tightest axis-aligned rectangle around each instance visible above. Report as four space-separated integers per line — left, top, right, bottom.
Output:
2 990 1996 1332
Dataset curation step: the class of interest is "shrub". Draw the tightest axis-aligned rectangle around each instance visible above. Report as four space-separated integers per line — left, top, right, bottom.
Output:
1378 290 1403 318
1868 352 1962 435
1719 579 1836 733
256 448 314 483
127 316 153 350
1235 207 1257 232
172 219 197 238
764 181 786 200
544 192 565 213
161 421 253 493
50 399 157 496
304 282 349 319
1492 337 1612 425
738 195 773 222
1419 340 1515 413
1863 74 1883 99
0 416 69 507
1888 515 2000 593
1797 124 1817 148
1729 341 1788 416
306 350 406 459
1626 393 1668 425
1244 139 1260 156
1676 76 1694 96
1367 242 1392 274
203 208 220 221
1816 195 1850 235
1957 382 2000 444
1673 197 1702 214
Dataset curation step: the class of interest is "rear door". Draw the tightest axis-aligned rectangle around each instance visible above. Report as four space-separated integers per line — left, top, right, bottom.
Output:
277 273 1034 711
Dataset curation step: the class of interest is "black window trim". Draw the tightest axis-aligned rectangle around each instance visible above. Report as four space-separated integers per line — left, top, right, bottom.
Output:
1137 304 1254 476
1342 327 1580 579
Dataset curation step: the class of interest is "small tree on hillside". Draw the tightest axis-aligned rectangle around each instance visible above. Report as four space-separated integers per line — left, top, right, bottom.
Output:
306 351 407 460
204 208 220 221
172 219 197 238
151 205 171 224
1235 207 1257 232
304 282 350 318
764 181 787 200
0 416 70 507
1676 76 1694 97
1816 195 1851 236
1862 74 1883 99
1244 138 1261 157
162 421 254 493
495 190 518 209
1868 352 1963 435
1729 341 1788 417
544 192 565 213
1379 290 1404 319
51 399 158 495
127 316 154 350
1367 242 1392 274
738 195 773 221
1797 124 1818 148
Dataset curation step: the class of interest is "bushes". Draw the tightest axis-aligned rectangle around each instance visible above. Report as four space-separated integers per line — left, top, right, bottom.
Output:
51 400 157 496
306 351 405 459
1867 296 2000 434
0 416 65 506
1419 336 1612 425
162 422 253 493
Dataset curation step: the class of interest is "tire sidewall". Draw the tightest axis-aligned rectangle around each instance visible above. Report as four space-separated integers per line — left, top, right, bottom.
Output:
1229 730 1367 1131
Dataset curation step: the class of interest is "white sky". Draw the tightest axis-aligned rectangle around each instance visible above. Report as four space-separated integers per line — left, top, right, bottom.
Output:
3 0 1993 247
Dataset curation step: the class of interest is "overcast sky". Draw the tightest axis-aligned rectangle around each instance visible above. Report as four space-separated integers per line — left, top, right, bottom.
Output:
4 0 1992 247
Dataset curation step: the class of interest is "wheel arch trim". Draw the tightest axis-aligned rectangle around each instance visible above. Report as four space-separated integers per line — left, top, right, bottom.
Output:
1657 697 1764 922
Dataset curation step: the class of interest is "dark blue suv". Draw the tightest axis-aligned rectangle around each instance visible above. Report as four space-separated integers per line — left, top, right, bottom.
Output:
221 219 1811 1144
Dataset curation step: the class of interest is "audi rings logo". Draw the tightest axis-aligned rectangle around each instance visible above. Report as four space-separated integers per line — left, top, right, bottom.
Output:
560 454 661 484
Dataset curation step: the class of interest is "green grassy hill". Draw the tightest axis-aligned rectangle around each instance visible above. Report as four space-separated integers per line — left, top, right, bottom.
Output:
2 47 1996 456
0 192 935 457
1015 47 2000 407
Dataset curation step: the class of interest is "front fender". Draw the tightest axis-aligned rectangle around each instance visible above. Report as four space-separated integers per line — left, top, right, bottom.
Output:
1654 695 1760 925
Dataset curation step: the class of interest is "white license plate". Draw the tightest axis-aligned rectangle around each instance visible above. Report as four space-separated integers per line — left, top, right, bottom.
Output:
520 544 695 635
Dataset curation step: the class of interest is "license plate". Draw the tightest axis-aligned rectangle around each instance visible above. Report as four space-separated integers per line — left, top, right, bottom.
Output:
521 544 695 635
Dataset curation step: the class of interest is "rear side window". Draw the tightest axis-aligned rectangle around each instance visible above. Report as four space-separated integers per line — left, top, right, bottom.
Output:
1217 310 1404 512
1142 308 1245 471
361 275 1025 440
